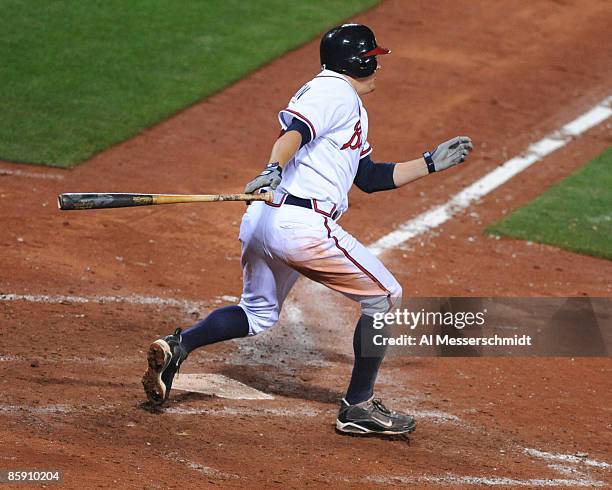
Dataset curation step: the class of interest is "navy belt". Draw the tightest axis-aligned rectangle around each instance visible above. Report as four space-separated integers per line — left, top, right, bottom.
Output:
285 194 312 209
284 194 340 220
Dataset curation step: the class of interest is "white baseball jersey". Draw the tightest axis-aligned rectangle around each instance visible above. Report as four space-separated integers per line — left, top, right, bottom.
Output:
237 70 401 336
276 69 373 214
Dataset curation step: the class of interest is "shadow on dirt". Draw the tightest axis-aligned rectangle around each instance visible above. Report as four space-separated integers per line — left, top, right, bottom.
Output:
219 364 342 404
334 428 413 444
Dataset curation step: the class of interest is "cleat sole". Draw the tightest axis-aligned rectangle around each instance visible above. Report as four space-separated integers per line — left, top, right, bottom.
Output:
141 340 171 405
335 419 416 435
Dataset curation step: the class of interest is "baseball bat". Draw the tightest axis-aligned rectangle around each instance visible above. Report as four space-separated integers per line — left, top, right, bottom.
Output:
57 191 274 210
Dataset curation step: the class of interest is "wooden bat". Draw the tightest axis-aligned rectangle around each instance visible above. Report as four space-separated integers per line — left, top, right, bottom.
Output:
57 191 274 210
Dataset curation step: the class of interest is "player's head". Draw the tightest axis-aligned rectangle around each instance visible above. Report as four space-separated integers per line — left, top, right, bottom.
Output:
320 24 390 79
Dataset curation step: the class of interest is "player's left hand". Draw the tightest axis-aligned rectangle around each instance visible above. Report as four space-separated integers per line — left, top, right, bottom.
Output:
425 136 473 172
244 162 283 194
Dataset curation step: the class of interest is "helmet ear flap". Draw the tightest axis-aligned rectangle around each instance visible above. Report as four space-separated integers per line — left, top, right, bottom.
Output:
359 55 378 77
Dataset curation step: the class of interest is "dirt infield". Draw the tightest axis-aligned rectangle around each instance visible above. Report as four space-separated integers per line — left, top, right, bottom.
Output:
1 0 611 488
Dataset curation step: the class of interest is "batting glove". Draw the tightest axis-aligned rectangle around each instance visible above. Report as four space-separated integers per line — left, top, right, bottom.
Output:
423 136 473 173
244 162 283 194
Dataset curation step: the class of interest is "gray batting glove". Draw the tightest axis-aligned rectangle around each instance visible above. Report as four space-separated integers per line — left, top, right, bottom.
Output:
244 162 283 194
424 136 473 172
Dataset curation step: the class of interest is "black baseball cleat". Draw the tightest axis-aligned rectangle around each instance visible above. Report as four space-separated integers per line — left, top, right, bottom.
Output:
142 328 188 405
336 397 416 435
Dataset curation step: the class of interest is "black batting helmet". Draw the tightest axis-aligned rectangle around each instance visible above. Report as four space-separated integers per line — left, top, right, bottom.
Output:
320 24 390 79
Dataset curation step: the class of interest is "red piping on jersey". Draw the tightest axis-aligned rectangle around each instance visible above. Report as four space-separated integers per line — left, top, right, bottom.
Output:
265 192 288 208
282 109 316 139
312 199 337 218
323 217 393 309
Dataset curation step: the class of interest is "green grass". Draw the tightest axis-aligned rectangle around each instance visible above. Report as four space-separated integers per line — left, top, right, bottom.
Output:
487 147 612 260
1 0 378 167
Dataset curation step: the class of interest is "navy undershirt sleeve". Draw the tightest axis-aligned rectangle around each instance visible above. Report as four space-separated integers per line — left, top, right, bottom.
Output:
285 118 312 148
353 154 397 193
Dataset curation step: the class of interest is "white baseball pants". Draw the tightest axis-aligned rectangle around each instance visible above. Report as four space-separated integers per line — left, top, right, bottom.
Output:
238 197 402 335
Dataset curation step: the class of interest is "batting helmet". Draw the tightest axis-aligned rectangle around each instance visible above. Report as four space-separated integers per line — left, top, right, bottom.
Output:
320 24 390 79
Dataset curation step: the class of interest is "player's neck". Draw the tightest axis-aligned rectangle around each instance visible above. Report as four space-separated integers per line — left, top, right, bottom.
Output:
346 75 375 96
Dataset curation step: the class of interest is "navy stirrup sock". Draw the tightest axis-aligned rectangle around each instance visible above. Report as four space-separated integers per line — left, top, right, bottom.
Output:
345 314 387 405
181 305 250 353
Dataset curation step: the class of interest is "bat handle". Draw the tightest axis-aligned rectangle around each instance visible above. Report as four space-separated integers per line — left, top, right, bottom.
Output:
260 191 274 202
245 191 274 206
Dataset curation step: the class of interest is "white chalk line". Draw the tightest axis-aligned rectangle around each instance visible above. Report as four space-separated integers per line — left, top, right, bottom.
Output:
546 463 589 479
0 404 115 415
0 355 23 362
0 404 74 415
165 405 326 418
0 292 204 310
163 452 240 480
0 292 238 313
366 474 605 487
369 95 612 255
0 167 65 180
0 353 146 365
525 448 611 470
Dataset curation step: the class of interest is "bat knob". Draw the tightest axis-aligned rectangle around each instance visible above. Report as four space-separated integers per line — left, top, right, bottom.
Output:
57 194 68 210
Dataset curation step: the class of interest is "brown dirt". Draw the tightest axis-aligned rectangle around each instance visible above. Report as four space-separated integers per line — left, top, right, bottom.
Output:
1 0 611 488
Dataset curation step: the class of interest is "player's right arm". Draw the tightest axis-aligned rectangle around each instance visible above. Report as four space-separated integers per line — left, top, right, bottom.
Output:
267 129 302 166
244 119 313 194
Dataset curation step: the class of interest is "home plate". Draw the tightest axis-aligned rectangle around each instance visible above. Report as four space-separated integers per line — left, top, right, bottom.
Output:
172 374 274 400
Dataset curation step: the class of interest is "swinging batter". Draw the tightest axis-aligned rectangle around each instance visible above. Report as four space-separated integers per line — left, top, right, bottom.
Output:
143 24 473 435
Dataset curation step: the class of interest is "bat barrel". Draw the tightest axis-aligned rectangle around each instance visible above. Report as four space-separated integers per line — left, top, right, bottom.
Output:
57 193 153 210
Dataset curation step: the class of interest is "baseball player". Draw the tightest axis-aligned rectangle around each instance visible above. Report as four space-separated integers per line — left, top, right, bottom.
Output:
143 24 473 435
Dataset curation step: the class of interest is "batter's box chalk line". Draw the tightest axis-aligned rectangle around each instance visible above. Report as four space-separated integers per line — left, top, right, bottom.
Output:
365 473 606 487
0 167 65 180
524 448 611 470
0 292 235 315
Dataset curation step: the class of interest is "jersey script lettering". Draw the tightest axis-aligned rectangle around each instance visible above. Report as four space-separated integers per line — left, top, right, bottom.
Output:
341 120 362 150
